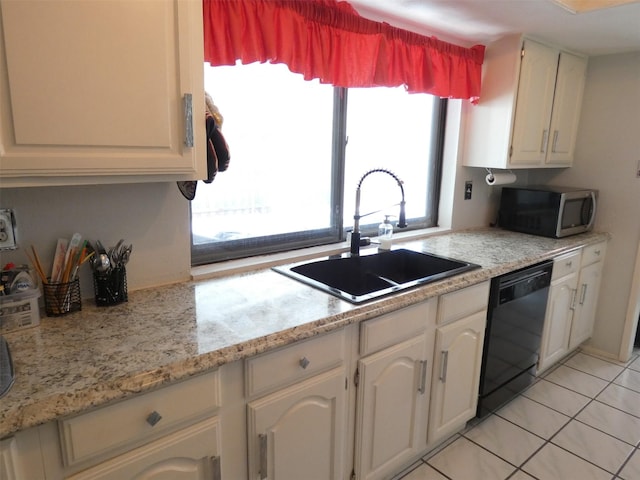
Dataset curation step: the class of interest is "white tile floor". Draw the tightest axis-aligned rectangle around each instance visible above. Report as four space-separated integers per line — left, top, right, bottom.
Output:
395 349 640 480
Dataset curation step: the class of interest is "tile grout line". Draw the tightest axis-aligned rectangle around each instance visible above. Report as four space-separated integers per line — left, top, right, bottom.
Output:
517 352 640 477
480 351 635 477
398 350 640 480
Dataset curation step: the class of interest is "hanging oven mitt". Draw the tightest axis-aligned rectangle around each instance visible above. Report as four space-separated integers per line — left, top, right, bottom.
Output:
177 101 230 200
204 111 230 183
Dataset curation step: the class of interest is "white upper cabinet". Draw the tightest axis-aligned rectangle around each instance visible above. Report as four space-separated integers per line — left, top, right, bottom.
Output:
0 0 206 187
462 35 587 169
546 52 589 165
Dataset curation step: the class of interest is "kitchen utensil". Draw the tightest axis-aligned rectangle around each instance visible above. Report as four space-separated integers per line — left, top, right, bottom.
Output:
95 254 111 274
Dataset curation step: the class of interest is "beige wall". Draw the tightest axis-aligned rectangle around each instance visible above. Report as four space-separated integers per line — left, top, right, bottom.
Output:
531 51 640 358
0 182 192 295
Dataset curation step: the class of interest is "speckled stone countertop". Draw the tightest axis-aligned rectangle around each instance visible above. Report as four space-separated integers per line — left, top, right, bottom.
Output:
0 228 609 438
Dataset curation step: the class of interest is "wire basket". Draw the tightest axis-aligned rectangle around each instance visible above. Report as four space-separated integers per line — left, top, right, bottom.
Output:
93 266 128 307
43 277 82 317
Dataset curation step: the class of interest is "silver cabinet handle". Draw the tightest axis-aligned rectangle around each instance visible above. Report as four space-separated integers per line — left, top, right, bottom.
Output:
566 260 573 267
146 410 162 427
552 130 559 152
299 356 310 369
259 433 268 480
439 351 449 382
418 360 428 394
210 455 221 480
594 249 601 256
570 288 577 311
540 130 549 153
183 93 194 147
579 284 588 305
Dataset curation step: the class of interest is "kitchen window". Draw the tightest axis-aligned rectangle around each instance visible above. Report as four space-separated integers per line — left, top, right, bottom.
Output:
191 62 445 266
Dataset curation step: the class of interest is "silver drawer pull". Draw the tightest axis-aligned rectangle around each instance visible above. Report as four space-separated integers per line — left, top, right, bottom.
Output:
183 93 194 147
540 129 549 153
579 284 588 305
552 130 559 152
211 455 221 480
439 351 449 382
418 360 428 394
594 250 601 256
146 410 162 427
299 356 310 369
259 433 268 480
566 261 572 267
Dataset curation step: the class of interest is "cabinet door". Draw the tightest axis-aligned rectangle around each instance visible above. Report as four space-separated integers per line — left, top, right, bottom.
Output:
546 52 588 166
0 429 46 480
0 0 205 186
429 311 486 444
570 261 603 349
538 273 578 373
354 335 432 480
509 39 558 167
247 368 347 480
67 417 221 480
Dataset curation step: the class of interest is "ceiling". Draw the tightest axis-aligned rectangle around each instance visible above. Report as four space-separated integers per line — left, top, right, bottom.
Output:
348 0 640 56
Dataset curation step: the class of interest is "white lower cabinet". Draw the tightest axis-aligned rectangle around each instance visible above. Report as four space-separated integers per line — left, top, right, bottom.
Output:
428 310 487 443
539 268 578 372
570 245 606 350
67 417 221 480
353 300 436 480
247 367 347 480
539 242 607 372
0 429 46 480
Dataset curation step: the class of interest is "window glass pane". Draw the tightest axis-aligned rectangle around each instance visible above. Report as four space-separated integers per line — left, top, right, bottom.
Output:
343 88 435 231
191 62 335 249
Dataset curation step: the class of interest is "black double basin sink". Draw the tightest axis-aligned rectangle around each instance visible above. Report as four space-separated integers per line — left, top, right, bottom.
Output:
274 248 481 304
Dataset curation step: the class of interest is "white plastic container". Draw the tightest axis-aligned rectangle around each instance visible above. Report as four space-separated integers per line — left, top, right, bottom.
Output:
0 289 41 333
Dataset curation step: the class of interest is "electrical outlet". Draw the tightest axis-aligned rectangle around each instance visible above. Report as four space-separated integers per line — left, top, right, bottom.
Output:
464 181 473 200
0 209 17 250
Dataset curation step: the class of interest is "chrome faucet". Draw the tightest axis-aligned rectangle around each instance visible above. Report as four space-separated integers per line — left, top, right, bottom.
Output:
350 168 407 256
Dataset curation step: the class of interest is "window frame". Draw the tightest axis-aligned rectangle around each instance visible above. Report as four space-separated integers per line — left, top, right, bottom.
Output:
191 84 446 266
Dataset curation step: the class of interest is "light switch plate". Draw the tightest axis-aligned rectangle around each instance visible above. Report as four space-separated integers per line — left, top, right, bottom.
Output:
0 209 17 250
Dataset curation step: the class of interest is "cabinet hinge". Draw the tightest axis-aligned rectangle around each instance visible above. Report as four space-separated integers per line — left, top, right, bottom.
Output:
345 376 348 390
521 46 525 58
351 469 356 480
509 145 513 157
354 368 359 387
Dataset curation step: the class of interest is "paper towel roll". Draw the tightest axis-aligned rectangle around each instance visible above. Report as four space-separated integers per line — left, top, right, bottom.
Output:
486 172 516 186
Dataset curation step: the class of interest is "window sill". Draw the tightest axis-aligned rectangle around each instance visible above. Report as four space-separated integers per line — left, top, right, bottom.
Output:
190 226 452 281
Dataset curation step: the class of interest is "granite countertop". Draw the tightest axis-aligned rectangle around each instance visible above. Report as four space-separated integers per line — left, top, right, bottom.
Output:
0 228 609 438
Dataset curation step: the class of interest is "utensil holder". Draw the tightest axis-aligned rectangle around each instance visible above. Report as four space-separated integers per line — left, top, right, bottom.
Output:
43 278 82 317
93 266 128 306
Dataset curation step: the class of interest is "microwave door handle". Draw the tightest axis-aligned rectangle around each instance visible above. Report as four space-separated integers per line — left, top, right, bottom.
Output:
586 191 597 230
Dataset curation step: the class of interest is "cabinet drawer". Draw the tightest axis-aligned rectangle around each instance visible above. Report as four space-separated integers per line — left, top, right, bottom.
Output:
245 328 346 397
59 370 220 467
360 299 436 356
437 281 489 326
581 241 607 267
552 250 581 280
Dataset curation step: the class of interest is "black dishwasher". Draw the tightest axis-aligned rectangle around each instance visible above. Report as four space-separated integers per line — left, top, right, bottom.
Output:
477 260 553 418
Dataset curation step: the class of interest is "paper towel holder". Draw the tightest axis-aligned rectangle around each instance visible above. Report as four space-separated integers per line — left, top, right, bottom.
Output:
485 168 516 186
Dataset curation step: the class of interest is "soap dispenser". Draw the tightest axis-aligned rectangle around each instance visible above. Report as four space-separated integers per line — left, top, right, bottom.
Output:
378 215 394 250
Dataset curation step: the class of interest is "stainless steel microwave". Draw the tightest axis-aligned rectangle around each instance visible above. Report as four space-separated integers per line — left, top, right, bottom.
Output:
498 186 597 238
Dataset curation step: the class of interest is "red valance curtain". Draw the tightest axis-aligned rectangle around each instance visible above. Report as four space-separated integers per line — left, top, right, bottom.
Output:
203 0 485 103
